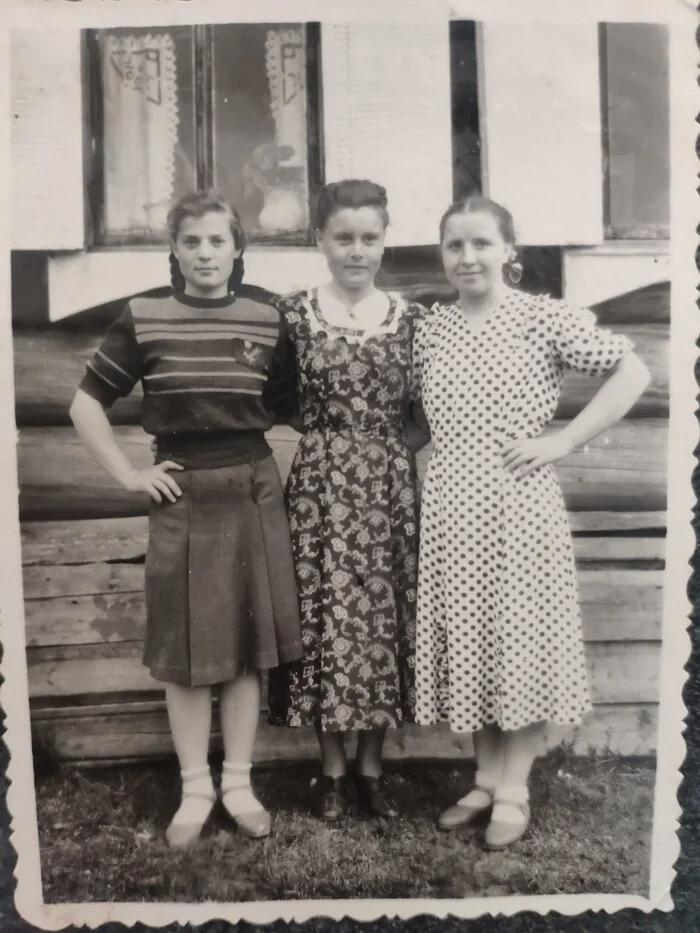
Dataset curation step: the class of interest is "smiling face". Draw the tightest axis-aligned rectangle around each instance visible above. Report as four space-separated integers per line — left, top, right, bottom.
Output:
172 211 240 299
316 207 387 293
440 209 513 300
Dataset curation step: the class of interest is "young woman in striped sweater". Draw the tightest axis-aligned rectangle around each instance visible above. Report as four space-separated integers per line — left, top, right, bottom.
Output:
69 191 303 848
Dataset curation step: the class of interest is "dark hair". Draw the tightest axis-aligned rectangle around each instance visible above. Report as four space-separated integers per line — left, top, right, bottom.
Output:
314 179 390 231
167 190 246 293
438 195 516 247
438 195 523 285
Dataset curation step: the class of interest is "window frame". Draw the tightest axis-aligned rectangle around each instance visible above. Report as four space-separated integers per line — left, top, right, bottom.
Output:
83 23 324 249
599 22 670 242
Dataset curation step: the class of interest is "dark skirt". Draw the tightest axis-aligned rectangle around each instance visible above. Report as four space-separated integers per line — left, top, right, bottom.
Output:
143 455 303 687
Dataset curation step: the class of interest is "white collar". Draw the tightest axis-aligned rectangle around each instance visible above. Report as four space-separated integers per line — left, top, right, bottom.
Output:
303 287 408 345
316 284 391 332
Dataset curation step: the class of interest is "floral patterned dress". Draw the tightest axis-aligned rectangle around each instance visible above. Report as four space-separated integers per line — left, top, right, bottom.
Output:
268 289 425 731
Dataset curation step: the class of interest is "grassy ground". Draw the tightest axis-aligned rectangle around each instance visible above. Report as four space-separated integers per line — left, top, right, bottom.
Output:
34 752 654 903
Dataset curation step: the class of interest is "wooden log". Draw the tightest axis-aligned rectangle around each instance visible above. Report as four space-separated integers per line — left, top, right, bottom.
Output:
22 573 663 647
13 329 143 427
21 516 149 566
568 512 666 532
555 324 668 419
22 552 664 599
589 280 670 325
17 419 668 521
12 320 668 426
20 512 667 568
573 537 665 562
21 563 143 600
26 640 660 704
30 702 659 764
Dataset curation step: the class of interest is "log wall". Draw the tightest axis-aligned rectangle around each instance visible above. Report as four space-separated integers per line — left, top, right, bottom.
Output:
16 281 669 765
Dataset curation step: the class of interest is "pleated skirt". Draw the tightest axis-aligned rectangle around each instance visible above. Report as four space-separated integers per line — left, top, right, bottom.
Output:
143 455 303 687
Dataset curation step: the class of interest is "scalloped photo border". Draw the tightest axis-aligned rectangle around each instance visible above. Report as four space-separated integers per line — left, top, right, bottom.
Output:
0 0 695 927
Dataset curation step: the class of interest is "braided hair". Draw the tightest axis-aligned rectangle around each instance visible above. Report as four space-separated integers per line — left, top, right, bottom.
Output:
167 190 246 294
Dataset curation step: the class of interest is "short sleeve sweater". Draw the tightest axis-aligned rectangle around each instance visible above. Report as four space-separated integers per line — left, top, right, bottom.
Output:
79 290 298 468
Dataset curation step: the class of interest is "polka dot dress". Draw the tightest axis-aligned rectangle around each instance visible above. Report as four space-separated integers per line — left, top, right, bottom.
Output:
413 290 633 733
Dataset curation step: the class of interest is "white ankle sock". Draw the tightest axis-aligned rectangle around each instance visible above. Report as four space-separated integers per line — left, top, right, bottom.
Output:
171 766 214 827
492 783 529 824
457 770 498 809
221 761 264 816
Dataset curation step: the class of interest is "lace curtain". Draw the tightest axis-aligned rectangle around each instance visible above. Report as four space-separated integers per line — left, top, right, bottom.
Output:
102 33 180 234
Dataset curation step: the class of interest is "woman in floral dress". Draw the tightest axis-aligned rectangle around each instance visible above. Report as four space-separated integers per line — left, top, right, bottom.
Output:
268 179 426 821
412 196 650 849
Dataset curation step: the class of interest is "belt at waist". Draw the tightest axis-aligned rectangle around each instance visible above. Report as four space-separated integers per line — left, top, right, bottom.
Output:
155 431 271 470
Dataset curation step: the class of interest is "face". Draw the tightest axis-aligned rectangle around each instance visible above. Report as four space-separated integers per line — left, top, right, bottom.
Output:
440 210 512 298
316 207 386 292
172 211 240 298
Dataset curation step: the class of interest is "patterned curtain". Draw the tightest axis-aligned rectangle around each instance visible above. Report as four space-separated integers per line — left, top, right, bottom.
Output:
265 27 307 168
102 33 179 235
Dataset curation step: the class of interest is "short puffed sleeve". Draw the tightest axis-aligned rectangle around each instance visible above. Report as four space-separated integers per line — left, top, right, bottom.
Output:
78 304 144 407
546 299 634 377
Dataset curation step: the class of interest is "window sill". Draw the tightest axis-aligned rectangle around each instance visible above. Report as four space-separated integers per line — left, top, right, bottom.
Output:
83 242 318 256
47 246 328 322
564 240 670 258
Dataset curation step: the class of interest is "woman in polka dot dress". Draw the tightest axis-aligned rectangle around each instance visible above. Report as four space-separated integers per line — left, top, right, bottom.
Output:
413 196 650 849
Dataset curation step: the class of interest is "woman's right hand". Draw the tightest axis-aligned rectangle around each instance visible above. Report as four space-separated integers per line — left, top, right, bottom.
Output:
123 461 184 504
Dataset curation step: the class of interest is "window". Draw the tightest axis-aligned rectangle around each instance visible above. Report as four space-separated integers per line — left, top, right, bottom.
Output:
449 21 481 199
601 23 670 239
86 24 322 246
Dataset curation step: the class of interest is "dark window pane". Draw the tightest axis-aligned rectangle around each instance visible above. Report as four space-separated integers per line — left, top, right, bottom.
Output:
212 24 311 241
450 21 481 200
604 23 670 239
97 26 196 240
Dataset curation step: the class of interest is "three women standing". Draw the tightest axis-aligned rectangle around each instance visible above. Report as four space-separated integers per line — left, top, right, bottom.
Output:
71 181 650 850
412 196 650 848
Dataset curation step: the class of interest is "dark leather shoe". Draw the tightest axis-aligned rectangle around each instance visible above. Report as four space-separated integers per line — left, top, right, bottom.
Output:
313 775 348 822
355 773 400 819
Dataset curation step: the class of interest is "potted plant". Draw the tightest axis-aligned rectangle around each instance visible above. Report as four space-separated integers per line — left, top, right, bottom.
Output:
242 142 307 234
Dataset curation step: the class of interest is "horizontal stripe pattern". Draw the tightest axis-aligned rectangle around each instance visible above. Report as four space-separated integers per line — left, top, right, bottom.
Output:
80 294 293 439
135 331 279 346
145 371 266 381
130 295 280 324
149 387 264 396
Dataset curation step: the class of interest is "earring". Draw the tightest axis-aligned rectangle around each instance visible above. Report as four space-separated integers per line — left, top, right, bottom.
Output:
505 252 523 285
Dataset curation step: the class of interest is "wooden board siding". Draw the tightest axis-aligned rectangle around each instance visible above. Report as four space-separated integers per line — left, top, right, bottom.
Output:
11 30 85 251
17 419 668 521
21 509 664 763
479 23 604 245
31 703 659 766
15 280 669 764
12 321 669 427
22 561 665 648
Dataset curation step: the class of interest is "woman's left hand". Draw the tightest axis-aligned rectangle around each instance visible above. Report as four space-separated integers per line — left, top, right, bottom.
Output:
501 431 575 479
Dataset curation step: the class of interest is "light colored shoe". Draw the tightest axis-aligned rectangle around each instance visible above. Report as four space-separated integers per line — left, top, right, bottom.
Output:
221 761 271 839
225 805 272 839
484 798 531 850
165 789 216 850
438 786 493 830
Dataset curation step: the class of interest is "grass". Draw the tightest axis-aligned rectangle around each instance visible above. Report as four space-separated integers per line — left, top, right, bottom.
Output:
34 752 655 903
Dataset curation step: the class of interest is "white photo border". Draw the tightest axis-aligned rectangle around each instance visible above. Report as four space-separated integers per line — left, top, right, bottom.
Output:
0 0 695 927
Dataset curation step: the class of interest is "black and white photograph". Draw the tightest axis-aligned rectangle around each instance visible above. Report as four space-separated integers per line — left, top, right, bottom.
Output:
0 0 694 926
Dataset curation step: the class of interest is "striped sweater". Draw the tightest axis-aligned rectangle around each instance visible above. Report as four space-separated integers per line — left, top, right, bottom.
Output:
79 291 298 467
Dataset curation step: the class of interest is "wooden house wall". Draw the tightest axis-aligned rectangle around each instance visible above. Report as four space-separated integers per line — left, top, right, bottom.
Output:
14 279 668 766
